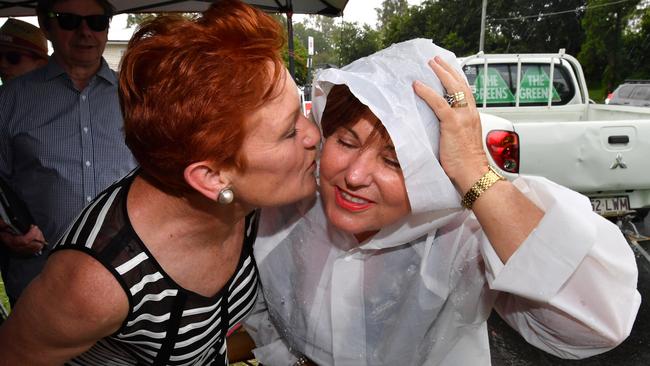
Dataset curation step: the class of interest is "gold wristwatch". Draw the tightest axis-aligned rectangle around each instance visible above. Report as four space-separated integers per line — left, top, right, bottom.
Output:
461 166 505 209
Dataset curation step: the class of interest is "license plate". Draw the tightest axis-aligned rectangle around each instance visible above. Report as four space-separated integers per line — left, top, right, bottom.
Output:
590 196 631 216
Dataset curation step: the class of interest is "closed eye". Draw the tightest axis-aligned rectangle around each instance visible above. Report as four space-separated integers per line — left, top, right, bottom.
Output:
383 157 401 169
286 128 297 138
336 138 357 149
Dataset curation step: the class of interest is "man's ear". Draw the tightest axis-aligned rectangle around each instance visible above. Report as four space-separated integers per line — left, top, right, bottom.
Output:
183 161 231 201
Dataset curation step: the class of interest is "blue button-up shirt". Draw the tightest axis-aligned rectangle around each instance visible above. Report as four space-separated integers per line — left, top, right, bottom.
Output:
0 58 137 299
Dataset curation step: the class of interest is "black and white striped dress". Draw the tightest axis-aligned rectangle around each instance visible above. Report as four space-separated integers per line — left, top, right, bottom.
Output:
53 172 259 365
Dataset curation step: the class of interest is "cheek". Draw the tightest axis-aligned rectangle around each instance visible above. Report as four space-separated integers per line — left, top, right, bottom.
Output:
250 145 300 179
378 172 410 211
96 33 109 44
319 141 345 180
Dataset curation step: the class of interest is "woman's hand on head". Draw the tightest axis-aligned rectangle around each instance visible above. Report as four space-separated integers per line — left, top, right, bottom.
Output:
414 57 544 263
413 56 490 194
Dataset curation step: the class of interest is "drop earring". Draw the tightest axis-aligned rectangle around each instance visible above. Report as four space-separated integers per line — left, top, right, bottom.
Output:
217 187 234 205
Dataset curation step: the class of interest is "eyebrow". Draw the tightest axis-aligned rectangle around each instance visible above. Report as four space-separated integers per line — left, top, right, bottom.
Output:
343 126 396 151
342 126 360 140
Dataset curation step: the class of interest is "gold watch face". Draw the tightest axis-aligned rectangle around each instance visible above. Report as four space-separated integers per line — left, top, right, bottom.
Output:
488 166 505 180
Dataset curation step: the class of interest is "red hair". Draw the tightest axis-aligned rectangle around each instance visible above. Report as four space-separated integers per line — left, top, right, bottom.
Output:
321 85 388 144
119 0 285 194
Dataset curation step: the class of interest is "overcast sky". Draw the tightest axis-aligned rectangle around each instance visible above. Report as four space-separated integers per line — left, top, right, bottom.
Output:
338 0 423 26
0 0 425 40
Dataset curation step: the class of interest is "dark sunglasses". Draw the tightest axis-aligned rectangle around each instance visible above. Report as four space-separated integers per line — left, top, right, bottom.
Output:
0 51 30 65
47 12 110 32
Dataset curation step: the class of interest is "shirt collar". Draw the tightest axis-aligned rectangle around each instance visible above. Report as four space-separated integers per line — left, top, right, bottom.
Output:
44 56 116 85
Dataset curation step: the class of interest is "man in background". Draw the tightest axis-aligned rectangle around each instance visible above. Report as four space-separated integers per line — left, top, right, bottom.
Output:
0 18 48 84
0 19 49 314
0 0 136 306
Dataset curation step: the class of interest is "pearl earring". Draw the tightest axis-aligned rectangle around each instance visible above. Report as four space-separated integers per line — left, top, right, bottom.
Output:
217 187 234 205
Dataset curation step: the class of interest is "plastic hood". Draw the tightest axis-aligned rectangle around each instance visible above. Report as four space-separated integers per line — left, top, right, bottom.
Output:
311 39 465 250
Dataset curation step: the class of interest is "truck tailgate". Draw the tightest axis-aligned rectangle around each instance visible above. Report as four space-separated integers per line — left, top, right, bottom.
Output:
515 121 650 192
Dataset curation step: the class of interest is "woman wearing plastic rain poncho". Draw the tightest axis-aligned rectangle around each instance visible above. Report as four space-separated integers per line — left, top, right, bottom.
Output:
243 39 641 366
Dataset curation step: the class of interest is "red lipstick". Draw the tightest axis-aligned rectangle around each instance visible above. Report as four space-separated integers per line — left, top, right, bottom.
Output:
334 186 372 212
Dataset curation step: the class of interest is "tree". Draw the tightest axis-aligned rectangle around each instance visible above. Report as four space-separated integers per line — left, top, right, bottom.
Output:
126 13 197 28
293 16 339 68
335 21 383 66
488 0 586 55
376 0 409 30
382 0 484 56
579 0 642 90
625 6 650 79
381 2 436 48
272 15 310 85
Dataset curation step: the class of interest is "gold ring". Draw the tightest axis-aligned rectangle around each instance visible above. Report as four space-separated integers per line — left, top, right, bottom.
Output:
451 99 468 108
444 91 467 108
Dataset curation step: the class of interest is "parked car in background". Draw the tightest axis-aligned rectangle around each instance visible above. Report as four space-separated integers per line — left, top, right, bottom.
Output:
459 50 650 222
607 80 650 107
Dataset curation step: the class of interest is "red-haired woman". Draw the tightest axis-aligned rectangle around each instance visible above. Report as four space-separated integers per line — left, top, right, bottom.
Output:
0 1 319 365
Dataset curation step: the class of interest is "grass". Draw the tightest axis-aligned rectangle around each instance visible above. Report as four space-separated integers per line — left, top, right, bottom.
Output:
0 273 10 317
588 85 607 103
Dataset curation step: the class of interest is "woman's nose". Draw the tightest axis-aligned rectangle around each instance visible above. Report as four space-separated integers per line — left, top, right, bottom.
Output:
301 116 321 148
344 150 374 187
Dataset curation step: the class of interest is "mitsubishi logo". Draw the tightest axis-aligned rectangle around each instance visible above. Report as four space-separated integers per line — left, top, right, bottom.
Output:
610 153 627 169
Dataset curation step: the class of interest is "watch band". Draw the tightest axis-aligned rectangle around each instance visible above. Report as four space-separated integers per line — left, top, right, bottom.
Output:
461 166 505 209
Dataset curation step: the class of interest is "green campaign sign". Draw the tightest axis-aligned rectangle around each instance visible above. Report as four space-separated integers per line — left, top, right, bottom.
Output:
517 67 561 103
473 68 515 104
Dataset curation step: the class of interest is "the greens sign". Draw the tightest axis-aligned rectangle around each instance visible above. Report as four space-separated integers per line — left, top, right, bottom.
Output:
518 67 561 103
472 66 560 105
473 68 515 104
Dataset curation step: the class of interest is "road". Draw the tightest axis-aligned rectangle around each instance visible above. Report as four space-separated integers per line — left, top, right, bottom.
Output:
488 224 650 366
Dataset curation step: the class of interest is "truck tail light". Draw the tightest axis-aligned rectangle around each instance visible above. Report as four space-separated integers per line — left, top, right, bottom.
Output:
486 130 519 173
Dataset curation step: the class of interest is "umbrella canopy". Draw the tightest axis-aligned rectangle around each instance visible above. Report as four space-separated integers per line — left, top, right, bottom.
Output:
0 0 349 77
0 0 347 17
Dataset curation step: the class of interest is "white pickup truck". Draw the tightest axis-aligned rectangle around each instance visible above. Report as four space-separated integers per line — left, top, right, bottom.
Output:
460 50 650 220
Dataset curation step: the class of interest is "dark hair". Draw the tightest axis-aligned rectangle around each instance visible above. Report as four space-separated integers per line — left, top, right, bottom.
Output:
37 0 115 28
119 0 285 194
321 84 389 143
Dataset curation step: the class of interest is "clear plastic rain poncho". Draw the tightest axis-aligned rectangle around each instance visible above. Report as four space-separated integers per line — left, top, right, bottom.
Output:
244 39 640 366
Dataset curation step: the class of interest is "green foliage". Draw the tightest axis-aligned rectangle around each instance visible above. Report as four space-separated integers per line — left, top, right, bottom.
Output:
126 13 156 28
622 6 650 81
487 0 586 55
121 1 650 89
283 36 309 85
578 0 642 90
293 18 338 69
0 273 10 317
336 22 383 66
126 13 197 28
376 0 409 30
588 85 607 103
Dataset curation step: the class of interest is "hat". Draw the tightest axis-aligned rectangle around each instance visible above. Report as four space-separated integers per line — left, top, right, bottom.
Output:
0 19 48 60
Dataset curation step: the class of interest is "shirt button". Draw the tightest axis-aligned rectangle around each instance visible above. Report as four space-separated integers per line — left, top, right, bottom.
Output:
85 161 91 167
86 196 92 202
83 127 88 133
81 95 87 101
